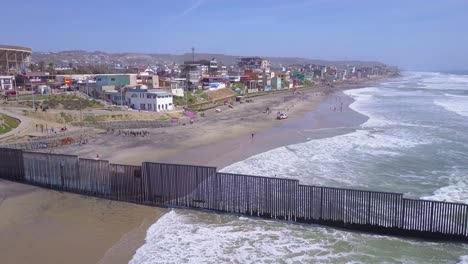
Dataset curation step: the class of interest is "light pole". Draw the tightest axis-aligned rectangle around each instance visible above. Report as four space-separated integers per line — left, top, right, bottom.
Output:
13 77 17 102
79 100 82 128
30 78 35 110
119 83 124 109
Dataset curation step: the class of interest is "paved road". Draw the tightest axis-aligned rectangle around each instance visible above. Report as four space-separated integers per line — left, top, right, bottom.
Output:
0 108 31 140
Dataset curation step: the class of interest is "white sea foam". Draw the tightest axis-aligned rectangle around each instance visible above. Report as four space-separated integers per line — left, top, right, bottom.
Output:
130 210 365 264
444 93 468 98
459 255 468 264
422 167 468 204
418 73 468 91
222 127 433 187
434 99 468 117
345 88 399 128
130 210 467 264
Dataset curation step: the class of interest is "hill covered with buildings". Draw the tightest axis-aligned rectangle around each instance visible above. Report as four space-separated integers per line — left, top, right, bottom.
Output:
32 50 386 69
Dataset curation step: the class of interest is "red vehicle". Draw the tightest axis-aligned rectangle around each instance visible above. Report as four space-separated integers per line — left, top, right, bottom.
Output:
5 90 17 96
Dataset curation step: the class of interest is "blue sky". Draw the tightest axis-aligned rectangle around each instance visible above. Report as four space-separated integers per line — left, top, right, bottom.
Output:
2 0 467 71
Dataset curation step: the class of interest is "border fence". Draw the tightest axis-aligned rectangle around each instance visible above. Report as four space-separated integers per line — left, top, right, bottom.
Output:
0 148 467 243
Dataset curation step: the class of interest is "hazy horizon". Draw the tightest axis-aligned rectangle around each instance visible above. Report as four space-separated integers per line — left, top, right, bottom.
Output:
2 0 467 71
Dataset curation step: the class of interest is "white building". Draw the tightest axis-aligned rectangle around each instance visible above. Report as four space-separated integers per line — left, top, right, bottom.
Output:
125 89 174 112
0 76 14 90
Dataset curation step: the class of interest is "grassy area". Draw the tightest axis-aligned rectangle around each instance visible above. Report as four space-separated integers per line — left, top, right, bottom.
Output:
16 94 50 101
43 94 103 110
11 94 103 110
174 90 219 107
0 114 20 134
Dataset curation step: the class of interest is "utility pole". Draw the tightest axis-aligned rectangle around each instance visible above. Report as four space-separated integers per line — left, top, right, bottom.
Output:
192 46 195 62
13 77 17 102
120 88 123 108
79 100 82 127
31 79 35 110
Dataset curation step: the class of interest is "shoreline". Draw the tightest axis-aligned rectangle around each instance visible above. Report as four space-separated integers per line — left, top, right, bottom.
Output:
126 85 371 263
167 89 368 170
45 77 386 167
0 77 388 264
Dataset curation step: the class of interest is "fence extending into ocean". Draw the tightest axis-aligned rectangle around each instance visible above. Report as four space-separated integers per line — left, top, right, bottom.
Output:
0 148 467 243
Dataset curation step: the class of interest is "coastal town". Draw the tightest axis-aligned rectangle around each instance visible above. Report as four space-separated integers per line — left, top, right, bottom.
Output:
0 45 404 264
1 45 397 110
0 44 398 164
2 0 468 262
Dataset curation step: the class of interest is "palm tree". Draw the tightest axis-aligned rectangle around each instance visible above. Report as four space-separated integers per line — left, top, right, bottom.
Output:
47 62 55 74
28 63 38 72
38 61 45 72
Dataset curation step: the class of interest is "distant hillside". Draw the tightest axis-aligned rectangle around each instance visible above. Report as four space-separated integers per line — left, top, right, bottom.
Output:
179 53 386 68
32 50 386 68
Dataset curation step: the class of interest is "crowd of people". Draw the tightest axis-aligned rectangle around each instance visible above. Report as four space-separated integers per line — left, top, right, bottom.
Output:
105 128 150 137
330 96 344 112
35 124 68 134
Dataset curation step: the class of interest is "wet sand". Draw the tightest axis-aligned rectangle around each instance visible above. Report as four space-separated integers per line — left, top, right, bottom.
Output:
168 91 367 169
0 180 167 264
0 78 387 264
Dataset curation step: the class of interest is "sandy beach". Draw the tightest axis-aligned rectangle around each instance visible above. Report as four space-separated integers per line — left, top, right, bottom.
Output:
47 79 379 167
0 78 387 264
0 180 167 264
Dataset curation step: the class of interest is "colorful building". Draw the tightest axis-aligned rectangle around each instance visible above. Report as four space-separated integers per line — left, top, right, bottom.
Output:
271 77 282 89
95 74 137 88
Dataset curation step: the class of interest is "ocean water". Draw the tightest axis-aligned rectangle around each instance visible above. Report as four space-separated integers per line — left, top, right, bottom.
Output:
131 72 468 264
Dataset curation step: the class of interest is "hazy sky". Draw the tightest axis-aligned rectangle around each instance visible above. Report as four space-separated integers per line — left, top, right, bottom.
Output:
2 0 467 71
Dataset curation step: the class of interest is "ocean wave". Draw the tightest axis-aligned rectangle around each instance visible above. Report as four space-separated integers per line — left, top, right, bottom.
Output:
131 210 468 264
221 128 433 187
444 92 468 98
434 99 468 117
422 167 468 204
459 255 468 264
129 210 360 264
346 87 430 128
418 74 468 91
344 88 398 128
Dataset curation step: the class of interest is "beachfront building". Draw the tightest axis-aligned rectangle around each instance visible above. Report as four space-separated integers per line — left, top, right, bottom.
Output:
180 63 201 91
15 72 55 90
170 78 185 97
271 77 282 89
88 85 118 100
125 88 174 112
240 76 259 94
137 69 159 88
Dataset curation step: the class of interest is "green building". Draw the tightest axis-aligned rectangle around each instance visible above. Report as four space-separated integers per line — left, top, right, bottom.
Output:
95 74 136 87
272 77 282 89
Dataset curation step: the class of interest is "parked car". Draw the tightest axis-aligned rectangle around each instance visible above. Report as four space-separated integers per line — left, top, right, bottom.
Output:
5 90 17 96
276 112 288 120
